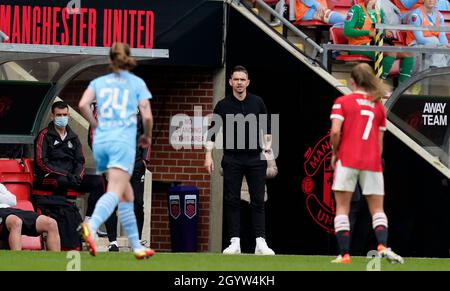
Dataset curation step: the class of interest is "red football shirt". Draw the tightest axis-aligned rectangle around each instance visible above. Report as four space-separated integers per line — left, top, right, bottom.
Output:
330 92 386 172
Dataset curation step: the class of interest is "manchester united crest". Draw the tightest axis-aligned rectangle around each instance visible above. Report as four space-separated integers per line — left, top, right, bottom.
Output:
302 133 335 233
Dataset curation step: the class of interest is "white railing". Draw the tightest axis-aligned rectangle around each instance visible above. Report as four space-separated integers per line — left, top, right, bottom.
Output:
239 0 324 57
322 24 450 72
0 31 9 43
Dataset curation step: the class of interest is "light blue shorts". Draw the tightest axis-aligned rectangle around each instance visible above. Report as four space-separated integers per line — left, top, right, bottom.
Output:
303 8 316 21
93 142 135 176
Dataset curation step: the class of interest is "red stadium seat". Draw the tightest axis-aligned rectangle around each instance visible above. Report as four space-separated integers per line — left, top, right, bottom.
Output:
264 0 280 5
12 200 44 250
329 27 373 62
0 159 33 201
14 200 35 211
3 184 30 201
327 0 354 10
329 26 400 77
0 159 24 172
439 11 450 26
441 10 450 21
33 189 82 198
394 31 407 45
292 19 329 26
327 0 354 16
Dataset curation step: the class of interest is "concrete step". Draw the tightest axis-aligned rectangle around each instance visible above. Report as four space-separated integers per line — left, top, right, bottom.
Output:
293 42 304 52
272 24 283 34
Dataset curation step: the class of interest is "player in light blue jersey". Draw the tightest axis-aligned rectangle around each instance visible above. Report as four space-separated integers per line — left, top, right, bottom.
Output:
78 42 154 259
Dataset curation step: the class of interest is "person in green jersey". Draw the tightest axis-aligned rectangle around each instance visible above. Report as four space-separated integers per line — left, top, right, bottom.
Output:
344 0 414 84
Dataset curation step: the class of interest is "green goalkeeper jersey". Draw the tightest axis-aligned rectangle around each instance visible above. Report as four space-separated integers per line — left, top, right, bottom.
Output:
344 4 385 38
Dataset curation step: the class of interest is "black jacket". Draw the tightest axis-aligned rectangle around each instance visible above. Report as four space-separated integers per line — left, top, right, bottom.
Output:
134 111 148 164
209 93 270 154
34 121 85 179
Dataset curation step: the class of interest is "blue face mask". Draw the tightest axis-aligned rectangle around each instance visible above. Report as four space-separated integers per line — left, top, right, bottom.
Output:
54 116 69 128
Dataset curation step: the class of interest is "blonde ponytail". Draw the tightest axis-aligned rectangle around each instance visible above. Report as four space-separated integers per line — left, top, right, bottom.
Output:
109 42 137 72
350 63 390 102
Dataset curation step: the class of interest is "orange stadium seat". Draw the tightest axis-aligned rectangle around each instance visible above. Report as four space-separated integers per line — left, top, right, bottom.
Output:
12 200 44 250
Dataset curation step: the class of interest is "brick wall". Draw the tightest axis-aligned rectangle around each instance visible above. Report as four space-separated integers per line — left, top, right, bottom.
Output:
146 67 213 252
60 66 214 252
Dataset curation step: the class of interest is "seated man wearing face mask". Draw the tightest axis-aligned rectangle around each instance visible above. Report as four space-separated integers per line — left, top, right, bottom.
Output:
33 101 104 201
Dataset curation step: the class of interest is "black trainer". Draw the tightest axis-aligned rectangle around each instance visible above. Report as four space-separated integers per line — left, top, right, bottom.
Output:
108 243 119 252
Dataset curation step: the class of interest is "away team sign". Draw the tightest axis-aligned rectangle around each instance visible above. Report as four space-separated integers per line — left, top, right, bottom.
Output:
0 0 154 48
301 133 335 233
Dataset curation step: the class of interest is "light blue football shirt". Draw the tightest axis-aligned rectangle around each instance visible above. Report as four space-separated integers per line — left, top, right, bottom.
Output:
88 71 152 146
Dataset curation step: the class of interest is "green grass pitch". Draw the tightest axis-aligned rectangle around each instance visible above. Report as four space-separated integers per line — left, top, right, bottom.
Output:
1 250 450 271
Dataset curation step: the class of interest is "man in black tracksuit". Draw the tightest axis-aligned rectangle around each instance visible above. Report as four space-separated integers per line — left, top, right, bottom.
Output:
205 66 275 255
34 101 116 244
132 111 149 239
34 101 103 199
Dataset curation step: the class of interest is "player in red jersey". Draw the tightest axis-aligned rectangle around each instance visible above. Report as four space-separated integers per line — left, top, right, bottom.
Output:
329 63 404 264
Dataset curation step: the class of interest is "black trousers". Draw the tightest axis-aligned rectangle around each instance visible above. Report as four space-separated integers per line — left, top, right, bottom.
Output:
131 161 145 239
222 152 267 239
35 173 117 242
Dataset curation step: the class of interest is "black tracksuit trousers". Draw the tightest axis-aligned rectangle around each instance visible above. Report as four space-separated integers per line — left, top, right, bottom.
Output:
222 152 267 239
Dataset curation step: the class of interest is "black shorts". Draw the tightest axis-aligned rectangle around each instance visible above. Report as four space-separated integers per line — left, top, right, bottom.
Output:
0 208 40 240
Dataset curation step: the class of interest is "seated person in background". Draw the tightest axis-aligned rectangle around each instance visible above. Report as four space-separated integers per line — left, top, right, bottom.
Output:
34 101 104 198
406 0 449 68
407 0 448 46
0 183 60 251
392 0 424 22
436 0 450 10
344 0 414 84
287 0 345 25
34 101 115 239
376 0 402 30
436 0 450 11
